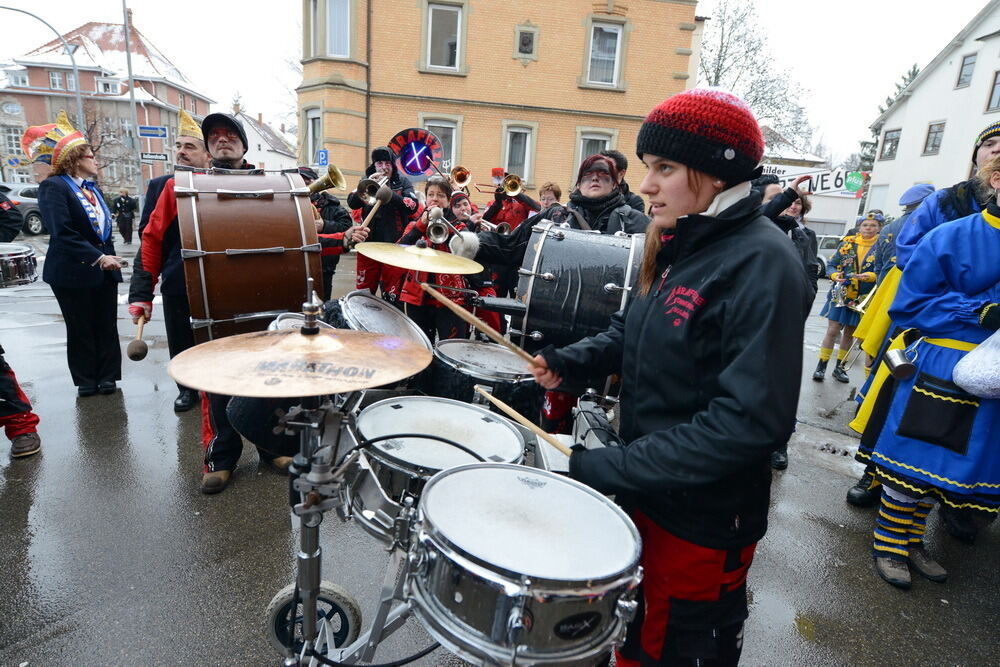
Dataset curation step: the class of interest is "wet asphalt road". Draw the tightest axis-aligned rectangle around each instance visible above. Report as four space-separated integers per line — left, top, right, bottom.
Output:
0 235 997 666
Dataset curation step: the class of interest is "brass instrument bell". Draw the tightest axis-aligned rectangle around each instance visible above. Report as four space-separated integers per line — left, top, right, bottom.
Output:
307 163 347 193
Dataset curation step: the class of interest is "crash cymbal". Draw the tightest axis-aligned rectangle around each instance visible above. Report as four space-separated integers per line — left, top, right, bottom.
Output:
355 242 484 275
168 328 432 398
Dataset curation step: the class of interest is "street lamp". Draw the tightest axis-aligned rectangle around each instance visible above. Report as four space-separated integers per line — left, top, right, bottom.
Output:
0 6 86 139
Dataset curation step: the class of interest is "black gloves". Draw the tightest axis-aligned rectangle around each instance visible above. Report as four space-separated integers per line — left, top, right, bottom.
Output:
979 303 1000 331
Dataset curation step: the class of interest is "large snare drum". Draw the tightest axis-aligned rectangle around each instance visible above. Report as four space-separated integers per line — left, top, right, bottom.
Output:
175 170 322 342
0 243 38 288
431 339 542 418
344 396 524 542
515 223 644 348
408 464 642 665
323 289 432 352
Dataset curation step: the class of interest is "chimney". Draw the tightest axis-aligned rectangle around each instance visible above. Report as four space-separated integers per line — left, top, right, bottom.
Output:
258 112 263 124
232 101 241 114
280 123 285 133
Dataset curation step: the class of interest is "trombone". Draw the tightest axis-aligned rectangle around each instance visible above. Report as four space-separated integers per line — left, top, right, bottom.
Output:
307 164 347 194
440 164 524 197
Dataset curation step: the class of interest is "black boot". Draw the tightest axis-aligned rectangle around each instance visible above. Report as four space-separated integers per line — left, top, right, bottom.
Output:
940 504 978 543
846 468 881 507
770 449 788 470
812 359 828 381
174 389 198 413
832 361 850 383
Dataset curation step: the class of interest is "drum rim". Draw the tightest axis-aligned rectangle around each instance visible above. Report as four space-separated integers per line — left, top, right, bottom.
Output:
433 339 533 382
417 462 641 585
0 243 34 254
355 396 525 475
341 289 433 352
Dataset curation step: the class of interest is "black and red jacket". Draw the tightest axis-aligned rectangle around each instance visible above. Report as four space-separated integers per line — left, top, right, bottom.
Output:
345 163 419 243
541 189 812 549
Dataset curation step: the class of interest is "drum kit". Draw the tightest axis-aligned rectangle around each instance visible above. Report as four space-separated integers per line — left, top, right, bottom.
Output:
161 165 645 666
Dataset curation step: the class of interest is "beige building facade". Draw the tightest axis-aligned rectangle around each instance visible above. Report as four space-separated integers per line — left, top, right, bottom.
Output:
297 0 700 205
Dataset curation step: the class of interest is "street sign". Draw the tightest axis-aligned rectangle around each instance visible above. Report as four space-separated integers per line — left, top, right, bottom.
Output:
140 152 168 161
316 149 329 166
138 125 167 139
5 157 20 167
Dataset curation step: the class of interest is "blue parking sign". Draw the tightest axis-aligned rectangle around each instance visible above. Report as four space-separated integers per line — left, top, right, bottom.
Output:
316 149 329 166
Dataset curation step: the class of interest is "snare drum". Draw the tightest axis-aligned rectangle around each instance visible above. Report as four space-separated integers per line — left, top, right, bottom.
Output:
407 464 642 665
0 243 38 288
431 339 542 418
343 396 524 543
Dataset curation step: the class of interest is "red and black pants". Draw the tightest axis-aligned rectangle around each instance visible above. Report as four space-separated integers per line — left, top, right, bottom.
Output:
0 353 39 440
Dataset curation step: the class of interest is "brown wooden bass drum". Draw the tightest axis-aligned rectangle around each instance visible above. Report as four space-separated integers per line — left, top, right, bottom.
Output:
174 169 323 342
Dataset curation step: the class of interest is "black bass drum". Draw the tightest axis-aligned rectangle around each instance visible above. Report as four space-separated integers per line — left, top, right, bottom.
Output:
513 222 644 348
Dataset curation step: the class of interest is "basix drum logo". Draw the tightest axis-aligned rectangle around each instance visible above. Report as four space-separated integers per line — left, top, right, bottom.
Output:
553 612 603 640
517 475 547 490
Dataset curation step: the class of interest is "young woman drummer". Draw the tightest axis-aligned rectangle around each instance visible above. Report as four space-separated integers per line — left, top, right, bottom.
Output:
397 177 470 342
531 89 812 666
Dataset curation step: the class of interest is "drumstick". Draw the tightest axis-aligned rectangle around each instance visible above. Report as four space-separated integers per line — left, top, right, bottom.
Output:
420 283 537 367
474 386 574 457
127 315 148 361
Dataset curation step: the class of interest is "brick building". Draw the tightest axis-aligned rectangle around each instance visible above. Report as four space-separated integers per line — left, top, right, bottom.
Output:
296 0 701 205
0 18 213 190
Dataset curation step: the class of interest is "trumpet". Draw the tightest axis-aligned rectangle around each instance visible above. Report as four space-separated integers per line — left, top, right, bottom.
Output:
426 207 462 245
477 219 511 234
356 174 391 205
307 163 347 194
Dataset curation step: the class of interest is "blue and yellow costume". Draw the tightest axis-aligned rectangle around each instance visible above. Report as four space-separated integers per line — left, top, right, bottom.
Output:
819 232 877 328
869 206 1000 512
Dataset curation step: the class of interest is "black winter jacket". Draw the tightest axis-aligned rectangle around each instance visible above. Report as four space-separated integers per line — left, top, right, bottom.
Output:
345 164 418 244
314 192 353 272
476 191 648 268
130 175 171 303
542 190 812 549
0 193 23 243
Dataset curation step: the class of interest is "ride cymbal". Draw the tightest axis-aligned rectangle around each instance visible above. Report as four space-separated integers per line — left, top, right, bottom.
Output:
355 242 483 275
168 328 432 397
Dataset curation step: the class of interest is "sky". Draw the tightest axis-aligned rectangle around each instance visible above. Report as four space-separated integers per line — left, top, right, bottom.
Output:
0 0 992 162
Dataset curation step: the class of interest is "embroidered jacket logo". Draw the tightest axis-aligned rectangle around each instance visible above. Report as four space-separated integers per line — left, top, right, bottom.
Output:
663 286 705 327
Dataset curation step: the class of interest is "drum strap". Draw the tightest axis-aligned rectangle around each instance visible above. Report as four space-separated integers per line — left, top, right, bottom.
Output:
569 208 591 231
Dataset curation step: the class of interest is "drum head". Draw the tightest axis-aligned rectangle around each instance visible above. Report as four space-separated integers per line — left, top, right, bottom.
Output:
422 464 639 581
434 340 532 382
355 396 523 472
341 290 432 351
0 243 32 255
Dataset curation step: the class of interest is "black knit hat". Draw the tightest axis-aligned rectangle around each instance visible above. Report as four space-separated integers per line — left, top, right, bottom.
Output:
201 113 249 152
637 89 765 185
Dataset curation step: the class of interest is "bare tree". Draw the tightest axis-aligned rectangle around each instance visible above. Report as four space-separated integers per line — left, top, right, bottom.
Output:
699 0 812 147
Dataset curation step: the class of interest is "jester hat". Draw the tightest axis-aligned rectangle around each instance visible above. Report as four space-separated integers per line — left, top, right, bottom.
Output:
20 110 86 167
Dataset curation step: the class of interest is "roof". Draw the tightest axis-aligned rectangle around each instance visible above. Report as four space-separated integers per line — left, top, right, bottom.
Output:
237 112 296 158
872 0 1000 129
17 21 213 103
761 126 826 164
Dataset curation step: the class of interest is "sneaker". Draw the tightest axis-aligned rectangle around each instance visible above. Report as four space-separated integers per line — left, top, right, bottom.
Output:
846 469 881 507
873 555 911 589
908 545 947 582
770 449 788 470
200 470 232 494
10 432 41 458
832 362 850 383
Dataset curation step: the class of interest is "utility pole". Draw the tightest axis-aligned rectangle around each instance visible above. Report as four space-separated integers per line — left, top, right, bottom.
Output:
121 2 144 212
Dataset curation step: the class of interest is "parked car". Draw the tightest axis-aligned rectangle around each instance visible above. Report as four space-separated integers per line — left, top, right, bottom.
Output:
0 182 45 235
815 233 847 277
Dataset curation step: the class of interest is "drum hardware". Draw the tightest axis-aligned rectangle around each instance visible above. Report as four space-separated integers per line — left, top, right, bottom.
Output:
517 268 556 282
189 310 290 329
173 186 311 198
472 296 527 319
308 164 348 194
474 386 573 457
126 315 148 361
354 242 484 275
602 282 630 294
0 243 39 288
180 244 321 259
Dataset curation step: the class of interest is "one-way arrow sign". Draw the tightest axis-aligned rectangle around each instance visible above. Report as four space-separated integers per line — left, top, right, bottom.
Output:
138 125 167 138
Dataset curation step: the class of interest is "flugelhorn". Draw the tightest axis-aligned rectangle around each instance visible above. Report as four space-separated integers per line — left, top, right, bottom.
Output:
356 174 391 205
308 163 347 193
426 207 462 245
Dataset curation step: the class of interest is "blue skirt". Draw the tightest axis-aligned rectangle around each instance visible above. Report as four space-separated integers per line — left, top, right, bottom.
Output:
819 290 861 327
870 339 1000 512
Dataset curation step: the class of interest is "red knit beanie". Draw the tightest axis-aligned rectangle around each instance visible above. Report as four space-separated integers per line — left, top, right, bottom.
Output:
636 89 765 185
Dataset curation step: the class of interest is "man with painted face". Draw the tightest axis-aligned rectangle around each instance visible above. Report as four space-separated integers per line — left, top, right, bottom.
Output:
129 109 211 413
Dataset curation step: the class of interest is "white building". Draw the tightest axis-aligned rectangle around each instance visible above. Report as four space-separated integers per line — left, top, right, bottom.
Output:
867 0 1000 214
235 109 297 172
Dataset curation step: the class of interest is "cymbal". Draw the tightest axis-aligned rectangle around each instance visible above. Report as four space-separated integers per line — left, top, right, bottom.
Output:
355 242 484 275
168 328 432 398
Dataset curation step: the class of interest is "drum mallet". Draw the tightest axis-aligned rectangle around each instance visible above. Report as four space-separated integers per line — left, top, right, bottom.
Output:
360 184 394 229
420 283 537 368
127 315 148 361
473 386 573 457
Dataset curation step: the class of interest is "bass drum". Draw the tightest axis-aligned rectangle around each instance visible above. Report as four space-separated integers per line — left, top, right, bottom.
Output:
514 223 643 348
175 169 322 343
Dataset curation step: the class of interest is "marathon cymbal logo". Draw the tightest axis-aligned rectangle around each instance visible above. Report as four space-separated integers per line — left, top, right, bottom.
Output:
553 612 602 640
254 360 377 379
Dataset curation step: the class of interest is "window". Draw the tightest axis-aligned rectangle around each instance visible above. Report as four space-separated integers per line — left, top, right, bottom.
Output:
119 117 134 139
427 4 460 70
97 79 120 94
327 0 350 57
11 169 31 184
309 0 319 56
580 133 611 160
588 22 622 85
505 127 531 180
178 92 185 109
190 97 197 114
879 129 901 160
957 54 977 87
923 122 945 155
2 125 22 154
989 71 1000 111
49 71 63 89
517 30 535 56
306 108 322 164
7 70 27 87
66 73 76 91
425 120 456 170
